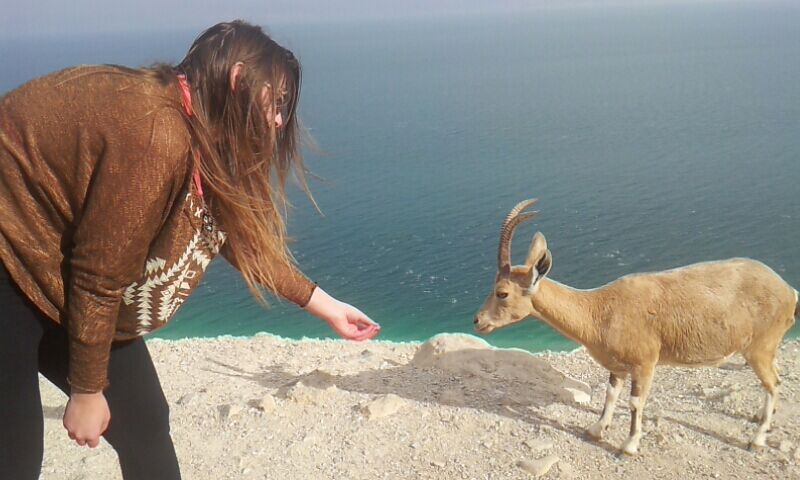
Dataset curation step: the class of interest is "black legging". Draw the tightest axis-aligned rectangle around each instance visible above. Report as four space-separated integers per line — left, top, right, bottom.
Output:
0 263 182 480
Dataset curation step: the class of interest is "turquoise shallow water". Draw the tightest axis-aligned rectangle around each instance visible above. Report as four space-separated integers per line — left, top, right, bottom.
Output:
2 2 798 352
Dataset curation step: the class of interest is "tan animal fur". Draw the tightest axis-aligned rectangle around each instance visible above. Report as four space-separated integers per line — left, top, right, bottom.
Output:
474 199 798 455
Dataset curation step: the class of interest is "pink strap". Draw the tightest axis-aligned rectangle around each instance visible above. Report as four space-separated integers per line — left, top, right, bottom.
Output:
192 164 204 197
177 74 193 116
177 74 203 197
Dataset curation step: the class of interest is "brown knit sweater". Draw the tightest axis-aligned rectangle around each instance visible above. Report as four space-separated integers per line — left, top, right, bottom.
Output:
0 65 315 393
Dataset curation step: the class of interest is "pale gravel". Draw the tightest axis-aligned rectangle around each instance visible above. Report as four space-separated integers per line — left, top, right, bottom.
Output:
37 334 800 480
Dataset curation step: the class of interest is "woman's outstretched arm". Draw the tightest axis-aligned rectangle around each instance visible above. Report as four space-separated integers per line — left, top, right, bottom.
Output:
303 286 380 341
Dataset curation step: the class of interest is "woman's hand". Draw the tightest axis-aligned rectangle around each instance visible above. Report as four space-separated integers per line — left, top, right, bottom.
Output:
304 287 380 341
63 391 110 448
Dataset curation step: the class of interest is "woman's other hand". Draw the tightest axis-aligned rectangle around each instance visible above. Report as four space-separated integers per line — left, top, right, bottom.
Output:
304 287 380 341
63 391 110 448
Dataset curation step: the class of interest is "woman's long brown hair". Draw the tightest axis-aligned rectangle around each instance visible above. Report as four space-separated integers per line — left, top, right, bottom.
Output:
174 20 313 304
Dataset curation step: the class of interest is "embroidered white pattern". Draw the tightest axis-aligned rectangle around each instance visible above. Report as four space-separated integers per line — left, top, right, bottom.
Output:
122 192 225 336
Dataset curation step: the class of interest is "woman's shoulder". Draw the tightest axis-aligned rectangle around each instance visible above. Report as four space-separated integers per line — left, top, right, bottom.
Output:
4 64 184 124
63 66 190 152
5 64 150 99
2 64 191 176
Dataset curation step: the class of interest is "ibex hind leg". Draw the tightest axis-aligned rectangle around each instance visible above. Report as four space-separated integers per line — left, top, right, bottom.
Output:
750 357 781 424
750 316 793 424
621 364 655 456
744 348 780 449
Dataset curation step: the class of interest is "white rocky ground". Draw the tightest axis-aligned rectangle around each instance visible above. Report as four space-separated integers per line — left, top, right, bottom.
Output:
38 334 800 479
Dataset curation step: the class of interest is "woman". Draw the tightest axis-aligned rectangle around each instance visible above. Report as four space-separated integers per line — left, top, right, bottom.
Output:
0 20 380 479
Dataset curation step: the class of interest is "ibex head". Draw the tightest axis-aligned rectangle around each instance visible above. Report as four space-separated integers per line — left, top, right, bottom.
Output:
474 199 553 334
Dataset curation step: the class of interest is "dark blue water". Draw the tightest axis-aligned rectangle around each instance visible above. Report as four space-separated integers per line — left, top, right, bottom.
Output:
2 2 798 351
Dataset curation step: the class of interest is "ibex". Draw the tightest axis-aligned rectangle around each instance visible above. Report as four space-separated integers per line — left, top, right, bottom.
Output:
474 199 798 455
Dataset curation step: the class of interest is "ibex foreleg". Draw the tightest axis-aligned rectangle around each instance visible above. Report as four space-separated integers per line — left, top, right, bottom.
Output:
586 372 626 440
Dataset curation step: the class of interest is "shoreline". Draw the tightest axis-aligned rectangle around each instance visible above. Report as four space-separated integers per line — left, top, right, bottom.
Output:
146 331 588 356
149 324 800 355
39 334 800 479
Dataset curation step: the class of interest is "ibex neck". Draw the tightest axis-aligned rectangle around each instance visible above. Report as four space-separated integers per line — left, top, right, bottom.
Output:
530 278 598 346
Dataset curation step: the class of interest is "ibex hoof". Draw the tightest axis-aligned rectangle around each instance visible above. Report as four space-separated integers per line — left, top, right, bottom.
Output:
586 422 605 440
748 437 767 451
621 438 640 456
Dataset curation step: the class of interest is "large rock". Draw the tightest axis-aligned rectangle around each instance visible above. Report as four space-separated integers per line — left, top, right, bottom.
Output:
410 334 492 368
410 334 591 406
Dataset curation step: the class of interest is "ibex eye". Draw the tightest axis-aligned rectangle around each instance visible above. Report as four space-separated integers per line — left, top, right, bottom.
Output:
496 292 508 299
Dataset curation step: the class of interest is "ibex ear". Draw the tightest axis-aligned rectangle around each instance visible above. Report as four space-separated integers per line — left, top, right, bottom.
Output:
536 249 552 278
525 232 548 268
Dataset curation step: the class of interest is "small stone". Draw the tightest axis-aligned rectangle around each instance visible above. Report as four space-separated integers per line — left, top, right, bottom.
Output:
431 460 446 468
177 393 198 405
655 432 670 445
559 387 591 405
81 454 102 466
523 438 554 452
282 381 337 405
258 394 277 413
556 461 575 479
655 416 666 429
518 455 559 477
218 403 244 420
543 404 563 419
362 394 405 419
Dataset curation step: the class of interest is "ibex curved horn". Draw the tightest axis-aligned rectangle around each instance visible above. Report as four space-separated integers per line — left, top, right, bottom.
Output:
498 198 539 272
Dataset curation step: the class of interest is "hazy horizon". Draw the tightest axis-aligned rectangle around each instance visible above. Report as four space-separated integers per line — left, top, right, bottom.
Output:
2 0 791 40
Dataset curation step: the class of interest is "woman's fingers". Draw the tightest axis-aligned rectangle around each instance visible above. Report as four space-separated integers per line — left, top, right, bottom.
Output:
337 321 374 341
63 391 111 448
350 324 380 341
73 435 99 448
357 318 380 329
349 314 380 334
348 309 380 329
